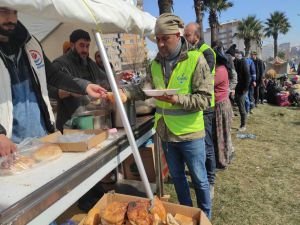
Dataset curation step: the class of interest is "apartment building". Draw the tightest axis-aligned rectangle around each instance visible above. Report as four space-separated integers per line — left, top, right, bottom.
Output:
101 0 148 72
204 20 260 56
101 32 147 72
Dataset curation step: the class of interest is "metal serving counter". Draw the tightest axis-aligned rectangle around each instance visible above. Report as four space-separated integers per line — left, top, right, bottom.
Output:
0 116 154 225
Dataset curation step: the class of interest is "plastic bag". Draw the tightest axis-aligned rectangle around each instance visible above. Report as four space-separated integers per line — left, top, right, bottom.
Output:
236 133 256 139
56 133 95 143
0 138 62 176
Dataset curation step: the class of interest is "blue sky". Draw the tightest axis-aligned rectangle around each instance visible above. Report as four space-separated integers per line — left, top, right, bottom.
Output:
143 0 300 55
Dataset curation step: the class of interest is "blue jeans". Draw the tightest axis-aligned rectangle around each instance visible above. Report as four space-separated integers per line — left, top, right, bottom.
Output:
204 111 216 185
245 91 250 113
245 87 255 113
162 138 211 218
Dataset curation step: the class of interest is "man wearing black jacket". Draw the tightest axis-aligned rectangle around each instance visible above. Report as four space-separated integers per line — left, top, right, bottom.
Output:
232 50 251 131
251 51 265 105
0 7 106 156
50 29 108 131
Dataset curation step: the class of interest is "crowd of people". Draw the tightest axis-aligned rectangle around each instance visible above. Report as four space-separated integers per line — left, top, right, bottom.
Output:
1 5 299 221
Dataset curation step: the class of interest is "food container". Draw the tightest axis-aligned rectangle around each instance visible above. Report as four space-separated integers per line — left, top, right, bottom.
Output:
80 193 212 225
72 109 112 130
112 99 136 128
40 129 108 152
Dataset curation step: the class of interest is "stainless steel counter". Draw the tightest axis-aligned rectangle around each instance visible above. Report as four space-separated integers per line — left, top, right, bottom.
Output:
0 116 154 225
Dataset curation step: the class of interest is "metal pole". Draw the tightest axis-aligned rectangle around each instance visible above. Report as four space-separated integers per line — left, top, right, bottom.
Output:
154 133 164 197
94 31 153 200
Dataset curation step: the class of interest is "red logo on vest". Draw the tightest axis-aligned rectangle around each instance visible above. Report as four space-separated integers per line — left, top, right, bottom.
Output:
29 50 44 69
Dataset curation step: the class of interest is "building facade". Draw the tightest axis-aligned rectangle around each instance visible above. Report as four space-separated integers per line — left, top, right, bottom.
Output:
204 20 261 56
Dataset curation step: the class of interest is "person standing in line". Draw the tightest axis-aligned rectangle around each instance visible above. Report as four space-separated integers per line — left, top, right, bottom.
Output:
0 7 106 156
224 44 238 106
211 41 233 169
251 51 265 106
184 22 216 199
228 48 251 132
123 14 213 218
245 53 256 114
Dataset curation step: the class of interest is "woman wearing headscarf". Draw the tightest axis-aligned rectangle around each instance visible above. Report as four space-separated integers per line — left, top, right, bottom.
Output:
212 41 233 169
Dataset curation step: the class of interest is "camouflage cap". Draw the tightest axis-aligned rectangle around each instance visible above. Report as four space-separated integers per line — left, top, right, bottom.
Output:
155 13 184 35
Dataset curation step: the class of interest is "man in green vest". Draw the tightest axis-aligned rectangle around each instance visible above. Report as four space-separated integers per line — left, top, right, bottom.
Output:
184 22 216 199
134 13 213 218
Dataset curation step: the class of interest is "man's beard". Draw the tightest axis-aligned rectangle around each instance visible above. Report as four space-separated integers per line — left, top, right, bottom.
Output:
0 23 17 37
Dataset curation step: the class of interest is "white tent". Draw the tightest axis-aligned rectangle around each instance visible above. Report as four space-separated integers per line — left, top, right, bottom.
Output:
0 0 155 36
0 0 156 199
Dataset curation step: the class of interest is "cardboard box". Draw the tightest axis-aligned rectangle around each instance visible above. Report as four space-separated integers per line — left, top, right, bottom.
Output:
123 144 168 183
40 129 108 152
81 193 212 225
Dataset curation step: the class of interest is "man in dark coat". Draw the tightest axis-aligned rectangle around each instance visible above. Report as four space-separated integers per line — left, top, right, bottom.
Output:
251 51 265 105
50 29 108 131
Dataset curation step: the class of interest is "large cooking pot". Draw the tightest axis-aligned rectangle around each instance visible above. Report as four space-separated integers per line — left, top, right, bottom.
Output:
112 99 136 128
72 109 112 130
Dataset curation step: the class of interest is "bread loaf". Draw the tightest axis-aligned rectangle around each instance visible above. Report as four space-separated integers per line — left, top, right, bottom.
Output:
149 197 167 223
127 200 153 225
12 156 36 172
33 144 62 161
107 90 127 103
101 201 128 225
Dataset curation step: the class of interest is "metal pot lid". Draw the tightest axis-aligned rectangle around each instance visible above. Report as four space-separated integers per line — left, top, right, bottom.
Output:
74 109 110 117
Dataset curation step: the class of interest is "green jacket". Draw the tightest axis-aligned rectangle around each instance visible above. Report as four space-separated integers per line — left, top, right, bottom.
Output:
126 38 213 141
151 50 205 136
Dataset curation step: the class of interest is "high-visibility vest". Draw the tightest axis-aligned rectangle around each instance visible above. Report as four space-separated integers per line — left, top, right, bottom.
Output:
151 51 204 135
198 43 216 107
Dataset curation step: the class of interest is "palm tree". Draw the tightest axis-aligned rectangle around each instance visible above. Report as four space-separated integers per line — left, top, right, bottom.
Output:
235 15 264 57
264 11 291 58
194 0 205 41
158 0 173 15
203 0 233 44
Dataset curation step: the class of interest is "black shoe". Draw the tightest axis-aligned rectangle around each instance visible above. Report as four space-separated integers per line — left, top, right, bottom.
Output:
215 164 227 172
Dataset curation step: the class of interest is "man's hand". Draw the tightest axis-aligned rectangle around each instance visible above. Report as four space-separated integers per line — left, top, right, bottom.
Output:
86 84 107 99
252 81 256 87
154 95 178 104
0 135 16 157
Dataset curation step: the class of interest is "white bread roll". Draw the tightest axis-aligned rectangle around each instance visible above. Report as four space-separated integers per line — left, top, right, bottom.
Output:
33 144 62 161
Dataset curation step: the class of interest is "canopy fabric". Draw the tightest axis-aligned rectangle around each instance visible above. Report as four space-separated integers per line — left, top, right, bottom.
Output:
0 0 156 36
266 57 290 75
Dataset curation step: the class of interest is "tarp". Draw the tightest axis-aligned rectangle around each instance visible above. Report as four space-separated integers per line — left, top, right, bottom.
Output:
266 56 290 75
18 13 60 41
0 0 156 36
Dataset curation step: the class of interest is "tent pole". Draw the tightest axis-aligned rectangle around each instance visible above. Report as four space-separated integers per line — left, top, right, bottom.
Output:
94 31 154 200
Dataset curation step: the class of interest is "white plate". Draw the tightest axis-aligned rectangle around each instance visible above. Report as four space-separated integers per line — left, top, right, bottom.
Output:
143 89 179 97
